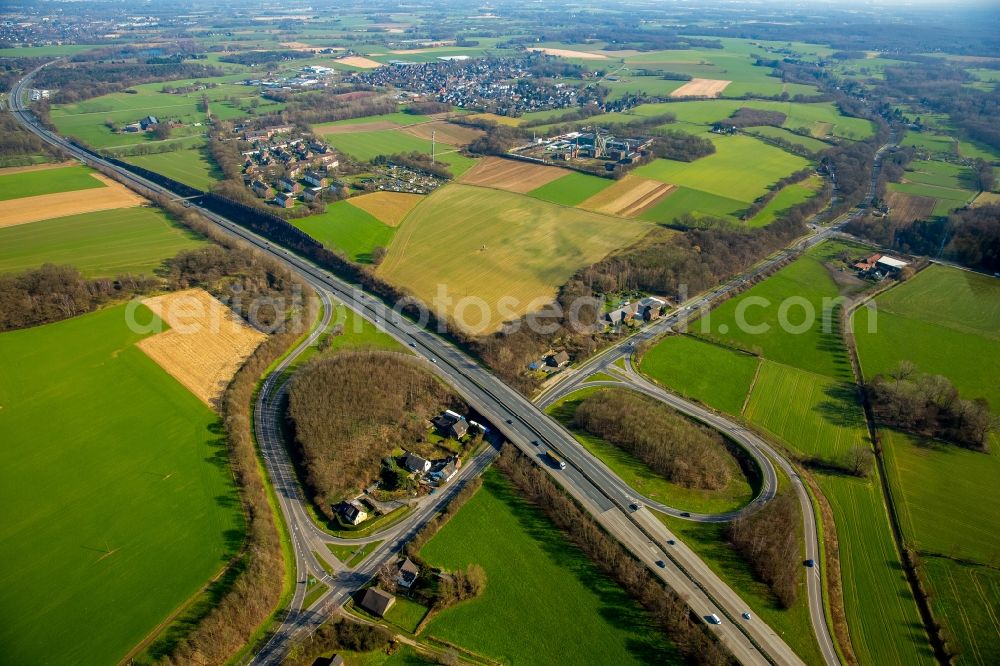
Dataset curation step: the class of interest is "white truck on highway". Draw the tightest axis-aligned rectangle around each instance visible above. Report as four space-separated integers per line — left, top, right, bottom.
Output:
547 450 567 470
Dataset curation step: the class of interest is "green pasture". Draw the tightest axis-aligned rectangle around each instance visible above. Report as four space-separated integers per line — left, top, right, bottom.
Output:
0 207 206 276
639 185 746 223
0 164 105 200
291 200 395 264
0 304 243 665
527 171 614 206
749 126 833 154
547 388 756 514
313 111 431 129
123 148 221 191
888 182 974 216
744 361 869 462
747 175 823 227
634 133 812 204
419 469 679 664
903 160 975 191
639 334 760 414
901 132 957 156
922 557 1000 666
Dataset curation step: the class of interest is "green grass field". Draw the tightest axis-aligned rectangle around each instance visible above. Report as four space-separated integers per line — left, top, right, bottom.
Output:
0 164 105 200
0 207 206 276
383 597 429 634
419 469 679 664
638 185 747 223
634 133 812 204
903 160 975 191
747 175 823 228
123 148 221 191
817 472 936 666
378 184 650 332
639 334 760 414
526 171 614 206
749 126 833 154
317 128 471 173
900 132 957 156
547 388 756 513
921 556 1000 666
694 241 862 380
292 200 396 263
0 305 243 664
744 361 869 461
313 111 431 129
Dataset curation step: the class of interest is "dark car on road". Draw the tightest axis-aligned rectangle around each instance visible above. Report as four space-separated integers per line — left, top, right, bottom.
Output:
804 559 815 568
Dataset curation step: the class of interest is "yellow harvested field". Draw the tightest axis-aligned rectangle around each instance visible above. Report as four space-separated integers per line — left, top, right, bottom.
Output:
0 174 145 229
337 56 383 69
579 175 676 217
346 191 424 227
459 156 570 193
972 191 1000 207
403 121 484 147
137 289 266 408
528 47 607 60
670 78 732 98
465 113 521 127
0 160 77 176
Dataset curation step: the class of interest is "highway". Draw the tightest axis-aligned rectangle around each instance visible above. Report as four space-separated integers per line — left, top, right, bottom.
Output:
12 63 829 666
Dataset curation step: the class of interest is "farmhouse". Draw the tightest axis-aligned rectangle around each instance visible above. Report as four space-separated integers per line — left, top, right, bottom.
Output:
139 115 159 130
876 256 909 273
340 501 368 526
637 296 667 320
358 587 395 617
605 302 638 326
853 253 882 272
402 452 431 474
395 557 421 589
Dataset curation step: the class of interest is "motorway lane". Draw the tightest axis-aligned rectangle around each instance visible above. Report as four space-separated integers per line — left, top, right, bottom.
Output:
13 65 804 665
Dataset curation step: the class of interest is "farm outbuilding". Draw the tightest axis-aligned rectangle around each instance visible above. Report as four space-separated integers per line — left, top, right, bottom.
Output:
358 587 396 617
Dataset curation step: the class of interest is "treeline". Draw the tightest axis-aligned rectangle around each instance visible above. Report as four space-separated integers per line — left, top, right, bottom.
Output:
0 110 67 166
845 204 1000 273
35 61 226 104
495 446 733 665
279 91 397 126
405 100 451 115
219 50 313 66
466 122 529 155
726 493 801 608
573 388 735 490
651 129 715 162
821 136 883 210
720 107 787 128
742 167 814 220
286 352 459 517
0 264 157 332
866 363 995 451
285 619 391 666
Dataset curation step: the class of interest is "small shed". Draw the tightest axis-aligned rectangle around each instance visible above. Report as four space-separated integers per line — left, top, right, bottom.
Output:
358 587 395 617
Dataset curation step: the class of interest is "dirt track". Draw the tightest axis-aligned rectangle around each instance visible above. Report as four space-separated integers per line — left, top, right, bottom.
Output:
0 174 146 229
670 78 732 98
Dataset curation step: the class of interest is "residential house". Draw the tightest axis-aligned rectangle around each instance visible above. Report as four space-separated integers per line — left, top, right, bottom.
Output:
340 501 368 526
358 587 395 617
302 187 324 203
139 115 159 130
637 296 667 321
395 558 420 589
546 351 570 368
277 178 300 193
448 418 469 439
605 302 638 326
430 457 459 484
303 171 328 188
402 452 431 474
275 191 295 208
250 180 272 198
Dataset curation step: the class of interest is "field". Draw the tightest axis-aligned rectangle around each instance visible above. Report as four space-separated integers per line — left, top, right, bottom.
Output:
137 289 267 408
123 148 221 191
547 388 755 513
747 175 823 227
528 46 608 60
638 185 746 223
886 190 937 224
336 55 382 68
749 126 832 154
639 334 760 414
0 304 243 664
419 469 679 664
291 200 396 263
901 132 957 156
0 207 206 276
314 111 431 132
889 159 976 215
670 78 731 98
743 361 869 461
972 191 1000 207
401 120 484 146
0 164 105 200
921 557 1000 666
458 156 569 193
526 170 614 206
320 129 475 175
377 184 650 332
694 241 862 380
345 191 424 227
578 174 675 216
0 173 147 228
817 472 936 666
634 133 812 205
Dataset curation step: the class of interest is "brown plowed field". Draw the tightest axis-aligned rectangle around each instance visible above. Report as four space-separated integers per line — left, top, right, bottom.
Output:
579 175 675 216
0 174 145 229
337 56 383 69
670 78 732 98
137 289 266 408
528 47 607 60
887 190 936 224
458 156 570 193
346 191 424 227
402 121 484 147
318 120 401 134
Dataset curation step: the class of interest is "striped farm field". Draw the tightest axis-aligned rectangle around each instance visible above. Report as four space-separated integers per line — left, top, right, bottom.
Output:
743 361 869 461
922 557 1000 666
527 171 614 206
458 156 570 193
0 164 105 200
638 186 746 223
578 175 675 217
123 147 221 191
818 472 937 666
378 184 651 333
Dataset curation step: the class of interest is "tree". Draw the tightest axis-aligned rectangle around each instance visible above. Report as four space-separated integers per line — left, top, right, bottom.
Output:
843 446 874 477
151 123 172 140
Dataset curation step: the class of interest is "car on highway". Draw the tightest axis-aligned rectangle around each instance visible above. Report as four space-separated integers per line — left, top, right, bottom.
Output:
804 559 815 568
680 512 691 517
409 342 416 348
430 358 437 363
706 614 722 625
629 502 641 512
655 560 666 568
742 612 752 621
667 539 675 545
